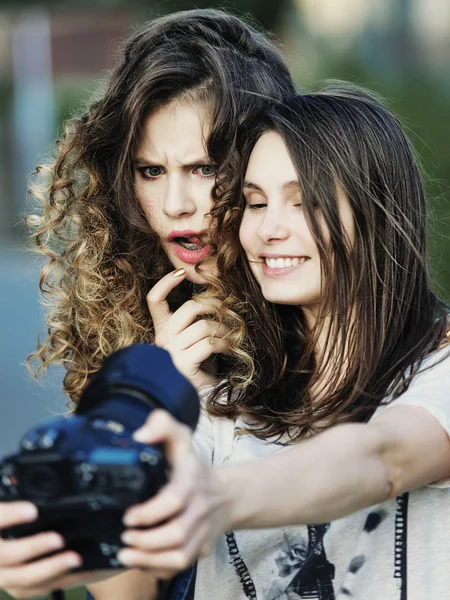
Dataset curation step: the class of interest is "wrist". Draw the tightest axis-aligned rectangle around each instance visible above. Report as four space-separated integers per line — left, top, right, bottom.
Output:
215 465 255 531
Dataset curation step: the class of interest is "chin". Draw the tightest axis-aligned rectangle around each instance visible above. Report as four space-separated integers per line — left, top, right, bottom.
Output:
183 263 217 285
185 270 207 284
265 296 298 306
261 288 310 306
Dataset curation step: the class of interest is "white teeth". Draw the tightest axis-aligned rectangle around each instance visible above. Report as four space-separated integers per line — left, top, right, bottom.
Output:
264 257 306 269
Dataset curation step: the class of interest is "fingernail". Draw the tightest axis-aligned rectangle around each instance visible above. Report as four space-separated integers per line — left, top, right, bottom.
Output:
123 512 139 527
47 534 64 549
21 503 38 520
173 268 186 277
121 531 134 545
133 425 155 443
117 549 134 565
133 427 147 442
67 554 82 568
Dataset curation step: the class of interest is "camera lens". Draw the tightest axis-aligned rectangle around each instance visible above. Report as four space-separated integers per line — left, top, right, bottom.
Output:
22 466 61 498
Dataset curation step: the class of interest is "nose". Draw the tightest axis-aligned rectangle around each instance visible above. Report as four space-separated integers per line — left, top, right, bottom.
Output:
257 209 290 243
163 175 197 218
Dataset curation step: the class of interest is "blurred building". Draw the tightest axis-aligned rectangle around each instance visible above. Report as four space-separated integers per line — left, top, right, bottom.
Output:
0 7 138 458
0 7 135 244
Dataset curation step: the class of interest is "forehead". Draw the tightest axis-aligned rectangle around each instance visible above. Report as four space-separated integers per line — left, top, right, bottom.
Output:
138 99 212 157
245 131 297 187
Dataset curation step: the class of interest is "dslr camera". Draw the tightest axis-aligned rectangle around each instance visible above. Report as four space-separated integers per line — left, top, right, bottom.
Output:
0 345 199 570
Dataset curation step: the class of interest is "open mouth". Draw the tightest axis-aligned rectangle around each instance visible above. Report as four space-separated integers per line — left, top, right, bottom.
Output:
172 235 205 250
263 257 309 269
168 231 212 264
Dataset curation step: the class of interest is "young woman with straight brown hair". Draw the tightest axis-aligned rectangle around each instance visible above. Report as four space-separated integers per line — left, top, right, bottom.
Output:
124 84 450 600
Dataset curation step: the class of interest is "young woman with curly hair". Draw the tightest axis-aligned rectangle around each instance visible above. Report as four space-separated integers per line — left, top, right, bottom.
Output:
124 85 450 600
0 9 297 600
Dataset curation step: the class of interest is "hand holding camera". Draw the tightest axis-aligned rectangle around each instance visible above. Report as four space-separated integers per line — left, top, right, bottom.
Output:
0 345 200 596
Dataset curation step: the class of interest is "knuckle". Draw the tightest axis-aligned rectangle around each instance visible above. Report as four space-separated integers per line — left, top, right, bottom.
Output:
171 524 188 546
154 336 167 349
146 290 159 306
168 491 184 514
184 300 198 313
173 551 190 571
198 320 211 336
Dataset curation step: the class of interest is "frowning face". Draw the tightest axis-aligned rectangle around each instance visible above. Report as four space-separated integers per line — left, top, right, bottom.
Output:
134 99 217 283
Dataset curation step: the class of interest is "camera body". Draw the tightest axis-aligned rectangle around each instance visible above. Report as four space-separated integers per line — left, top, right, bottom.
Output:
0 345 199 570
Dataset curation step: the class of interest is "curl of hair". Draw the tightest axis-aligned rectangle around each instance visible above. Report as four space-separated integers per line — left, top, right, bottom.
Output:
26 8 297 405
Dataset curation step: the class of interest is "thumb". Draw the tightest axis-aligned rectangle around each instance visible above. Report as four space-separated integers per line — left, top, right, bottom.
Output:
133 410 191 464
133 409 177 444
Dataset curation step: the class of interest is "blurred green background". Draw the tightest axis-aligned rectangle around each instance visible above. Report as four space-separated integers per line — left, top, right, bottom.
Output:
0 0 449 598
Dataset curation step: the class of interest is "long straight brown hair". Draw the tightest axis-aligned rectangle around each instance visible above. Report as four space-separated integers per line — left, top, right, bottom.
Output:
208 83 449 440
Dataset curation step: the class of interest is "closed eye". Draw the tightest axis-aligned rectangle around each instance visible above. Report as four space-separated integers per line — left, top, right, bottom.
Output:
246 203 267 210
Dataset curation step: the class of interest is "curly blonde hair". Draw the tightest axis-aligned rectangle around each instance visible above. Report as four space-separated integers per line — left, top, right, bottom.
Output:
26 8 297 405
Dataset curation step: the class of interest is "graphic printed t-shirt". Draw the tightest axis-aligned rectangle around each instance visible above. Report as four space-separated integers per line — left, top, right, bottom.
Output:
192 346 450 600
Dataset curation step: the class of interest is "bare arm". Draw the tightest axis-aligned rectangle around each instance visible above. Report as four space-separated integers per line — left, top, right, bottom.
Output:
221 405 450 529
116 405 450 574
87 569 158 600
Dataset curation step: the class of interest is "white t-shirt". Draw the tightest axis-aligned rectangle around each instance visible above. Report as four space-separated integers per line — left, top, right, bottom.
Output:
192 346 450 600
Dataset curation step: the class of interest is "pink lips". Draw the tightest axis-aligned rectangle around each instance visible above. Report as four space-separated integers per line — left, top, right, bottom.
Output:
168 229 213 265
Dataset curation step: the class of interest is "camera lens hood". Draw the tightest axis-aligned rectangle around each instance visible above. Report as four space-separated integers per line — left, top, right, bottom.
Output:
76 344 200 431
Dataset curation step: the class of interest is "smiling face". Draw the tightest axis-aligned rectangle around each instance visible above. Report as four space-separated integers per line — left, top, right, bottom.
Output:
239 131 354 315
134 99 217 283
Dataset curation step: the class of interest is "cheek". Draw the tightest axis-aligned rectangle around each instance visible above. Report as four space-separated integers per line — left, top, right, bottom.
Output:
135 186 163 229
197 182 215 213
238 220 251 256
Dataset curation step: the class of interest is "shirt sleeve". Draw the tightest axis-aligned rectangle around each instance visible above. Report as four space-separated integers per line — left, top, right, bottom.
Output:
375 346 450 487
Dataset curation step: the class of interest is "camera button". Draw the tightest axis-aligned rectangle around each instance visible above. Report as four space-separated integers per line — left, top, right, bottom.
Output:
38 428 60 449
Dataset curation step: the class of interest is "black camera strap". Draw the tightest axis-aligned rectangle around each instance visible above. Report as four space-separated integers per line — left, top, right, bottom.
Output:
51 589 64 600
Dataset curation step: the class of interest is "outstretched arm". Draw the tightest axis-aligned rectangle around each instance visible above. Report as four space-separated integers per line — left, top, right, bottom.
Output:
220 404 450 529
117 404 450 575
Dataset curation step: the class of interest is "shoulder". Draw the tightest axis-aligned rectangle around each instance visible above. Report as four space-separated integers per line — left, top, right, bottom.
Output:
408 344 450 388
373 344 450 436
